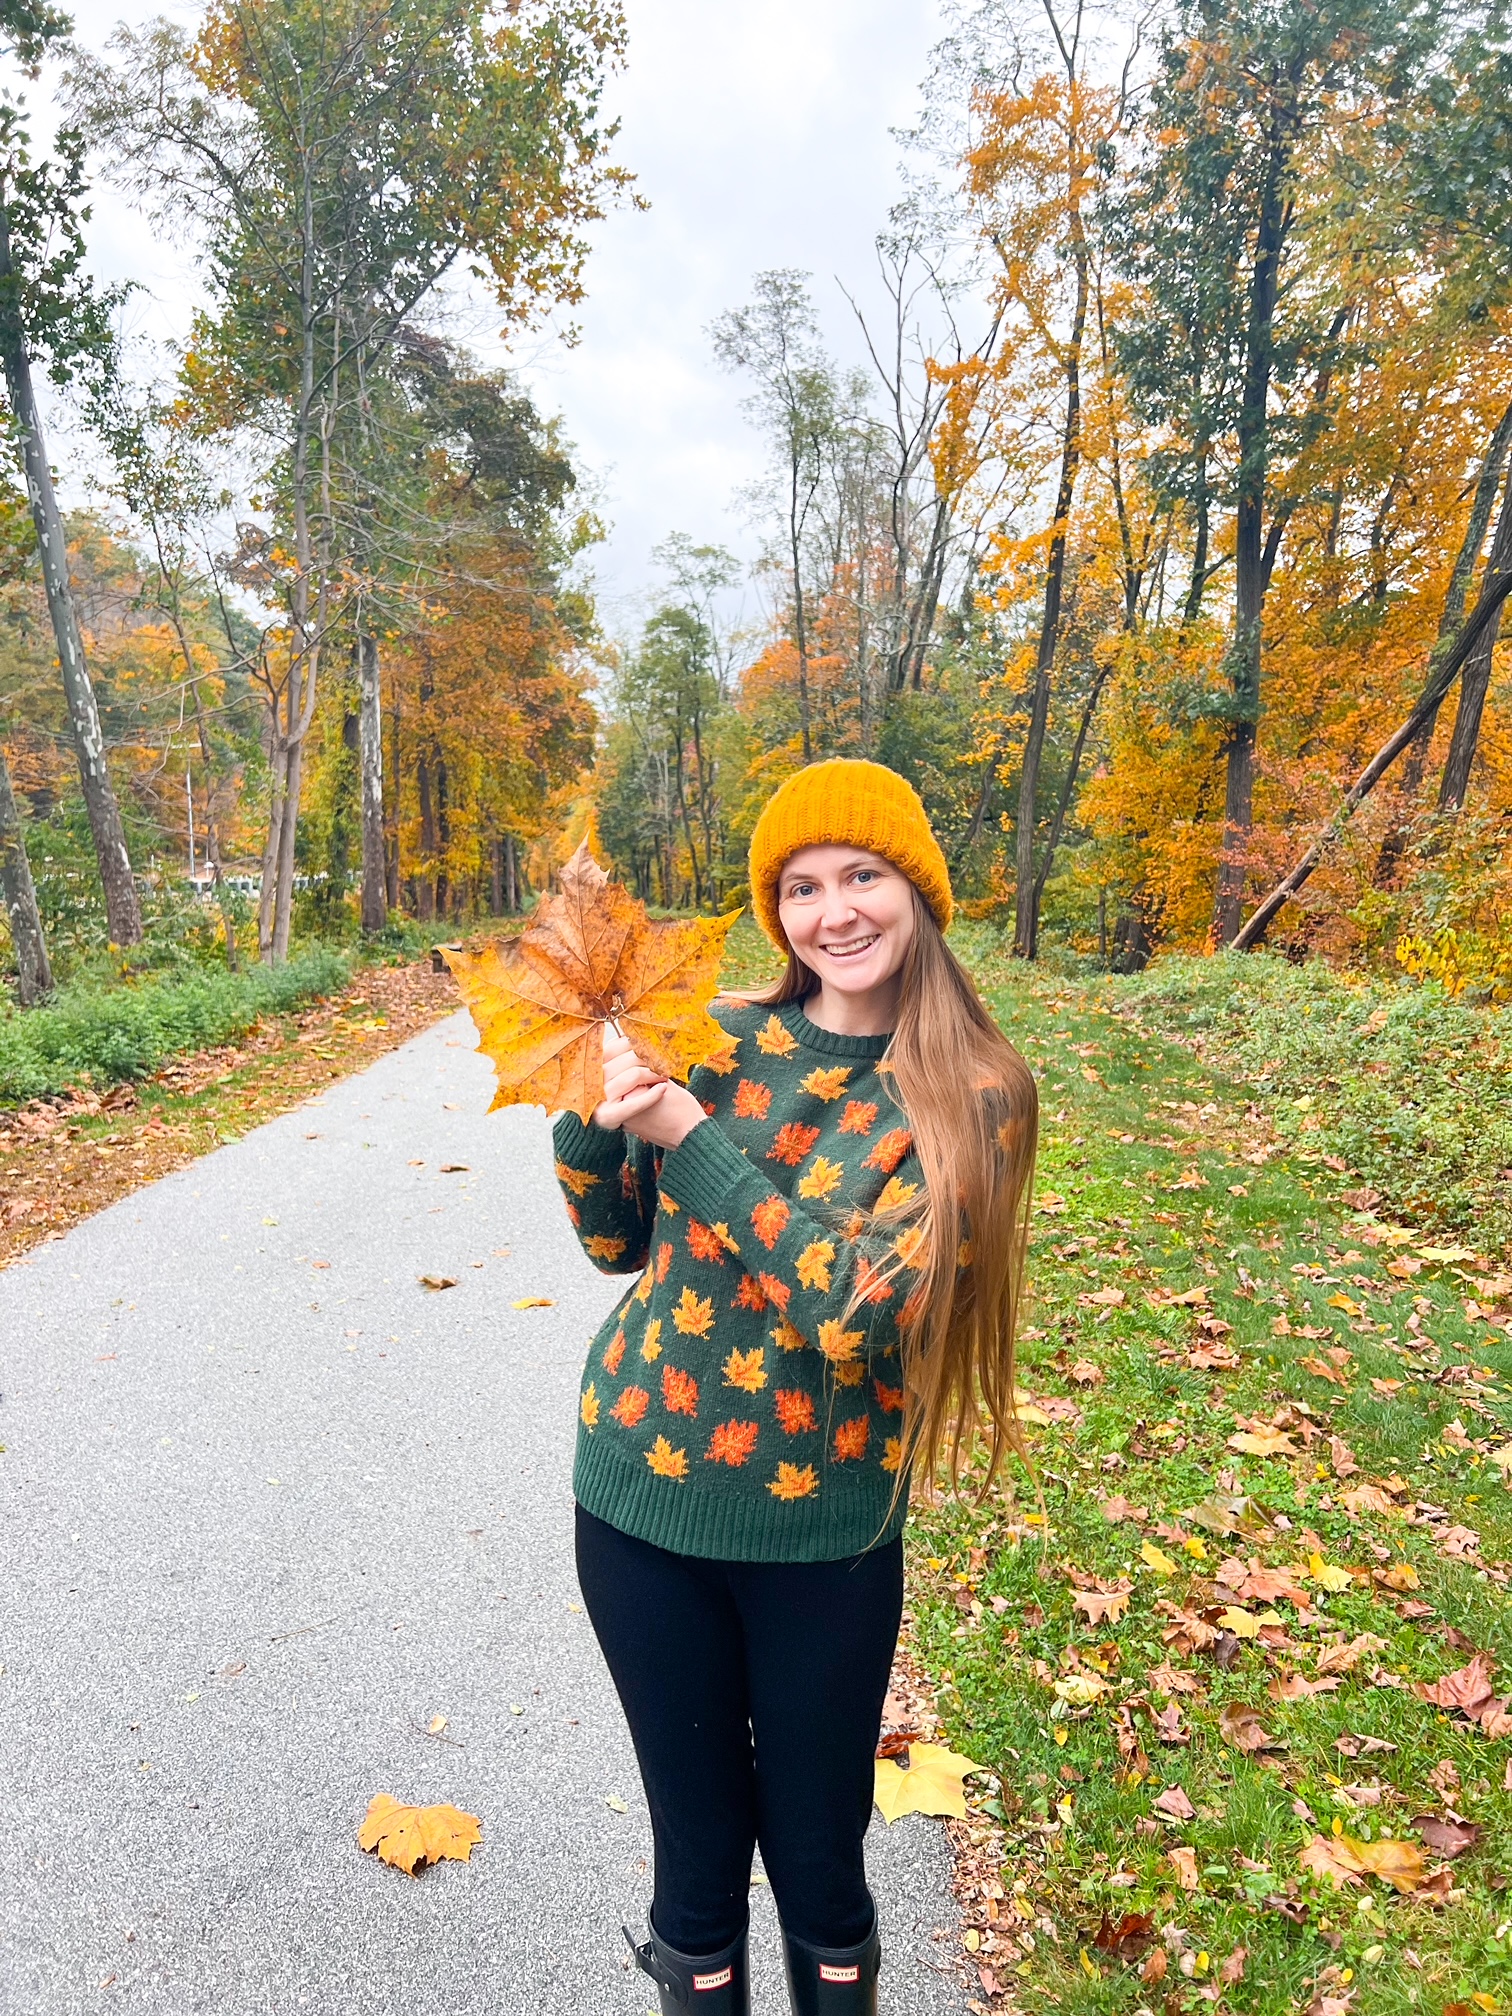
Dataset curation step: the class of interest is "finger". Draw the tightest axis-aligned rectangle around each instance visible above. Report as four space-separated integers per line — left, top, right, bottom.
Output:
606 1082 668 1127
603 1062 665 1104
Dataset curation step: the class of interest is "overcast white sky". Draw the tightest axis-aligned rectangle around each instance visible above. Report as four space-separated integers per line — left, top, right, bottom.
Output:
47 0 947 637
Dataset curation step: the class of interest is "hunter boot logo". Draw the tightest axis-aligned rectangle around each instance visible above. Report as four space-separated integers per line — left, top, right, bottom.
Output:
693 1966 734 1990
819 1963 861 1983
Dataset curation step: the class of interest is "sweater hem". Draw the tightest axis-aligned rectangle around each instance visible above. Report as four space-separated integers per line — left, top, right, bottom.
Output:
573 1433 909 1564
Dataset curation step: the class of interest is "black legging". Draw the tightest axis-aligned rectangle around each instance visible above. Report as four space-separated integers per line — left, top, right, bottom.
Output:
574 1503 903 1955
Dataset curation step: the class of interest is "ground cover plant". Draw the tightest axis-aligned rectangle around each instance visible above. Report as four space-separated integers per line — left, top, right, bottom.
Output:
902 935 1512 2016
1113 953 1512 1256
0 956 457 1267
0 949 352 1105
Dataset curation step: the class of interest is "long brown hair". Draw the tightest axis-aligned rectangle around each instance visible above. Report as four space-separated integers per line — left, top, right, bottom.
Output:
742 890 1038 1500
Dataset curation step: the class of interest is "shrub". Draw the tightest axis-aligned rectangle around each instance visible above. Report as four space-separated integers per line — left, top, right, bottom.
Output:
0 948 350 1106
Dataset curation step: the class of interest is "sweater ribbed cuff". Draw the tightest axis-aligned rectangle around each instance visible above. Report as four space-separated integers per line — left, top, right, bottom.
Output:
658 1118 759 1227
552 1110 632 1171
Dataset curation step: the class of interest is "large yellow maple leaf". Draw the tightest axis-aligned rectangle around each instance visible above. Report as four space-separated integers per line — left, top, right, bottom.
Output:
444 842 740 1121
357 1794 482 1875
873 1742 981 1825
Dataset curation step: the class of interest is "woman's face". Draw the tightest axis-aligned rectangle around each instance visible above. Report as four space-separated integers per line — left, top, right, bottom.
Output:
776 845 917 1004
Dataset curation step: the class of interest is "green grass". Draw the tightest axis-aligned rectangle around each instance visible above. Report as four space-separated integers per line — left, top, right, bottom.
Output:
1112 950 1512 1255
905 934 1512 2016
0 948 351 1105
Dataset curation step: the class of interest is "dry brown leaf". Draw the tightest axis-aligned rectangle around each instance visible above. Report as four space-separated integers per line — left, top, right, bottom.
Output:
1068 1357 1106 1386
1315 1633 1388 1677
1092 1910 1156 1958
445 841 739 1120
1227 1427 1297 1457
1410 1813 1482 1858
1101 1496 1149 1525
1414 1650 1497 1714
1167 1844 1200 1891
1140 1948 1168 1986
1270 1672 1342 1700
357 1793 482 1876
1152 1783 1195 1820
418 1273 457 1290
1300 1831 1427 1893
1073 1586 1131 1625
1218 1703 1275 1753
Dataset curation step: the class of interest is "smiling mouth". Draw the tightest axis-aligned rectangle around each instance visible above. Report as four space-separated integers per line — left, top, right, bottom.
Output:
819 933 880 961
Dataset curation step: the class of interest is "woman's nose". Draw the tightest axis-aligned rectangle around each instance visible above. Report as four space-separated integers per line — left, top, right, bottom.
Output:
818 892 857 929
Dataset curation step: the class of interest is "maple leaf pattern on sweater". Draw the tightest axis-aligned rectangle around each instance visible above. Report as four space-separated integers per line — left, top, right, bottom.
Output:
551 997 940 1562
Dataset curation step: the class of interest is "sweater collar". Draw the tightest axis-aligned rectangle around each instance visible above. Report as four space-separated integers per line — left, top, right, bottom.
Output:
779 999 893 1060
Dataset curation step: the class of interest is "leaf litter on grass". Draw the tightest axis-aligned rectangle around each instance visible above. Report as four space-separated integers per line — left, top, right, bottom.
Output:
899 945 1512 2015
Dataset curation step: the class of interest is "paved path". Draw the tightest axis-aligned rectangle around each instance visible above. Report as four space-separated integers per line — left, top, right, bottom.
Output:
1 1012 965 2015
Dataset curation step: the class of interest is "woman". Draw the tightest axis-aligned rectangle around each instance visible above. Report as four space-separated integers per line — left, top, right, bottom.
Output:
552 759 1038 2014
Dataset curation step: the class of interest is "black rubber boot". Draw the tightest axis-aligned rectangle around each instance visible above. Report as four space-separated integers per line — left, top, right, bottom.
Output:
780 1903 881 2015
624 1917 751 2014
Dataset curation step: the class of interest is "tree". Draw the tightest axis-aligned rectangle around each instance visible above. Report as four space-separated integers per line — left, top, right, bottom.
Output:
0 0 142 943
72 0 629 959
712 271 839 763
1115 0 1437 943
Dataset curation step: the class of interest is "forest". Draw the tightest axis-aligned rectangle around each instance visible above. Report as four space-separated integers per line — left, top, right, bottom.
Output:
1 0 1510 1011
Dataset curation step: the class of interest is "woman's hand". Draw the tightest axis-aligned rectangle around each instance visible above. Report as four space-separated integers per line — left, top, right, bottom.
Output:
592 1025 707 1150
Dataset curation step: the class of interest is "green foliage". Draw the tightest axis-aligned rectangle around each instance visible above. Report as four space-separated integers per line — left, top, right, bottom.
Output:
0 947 349 1103
1114 950 1512 1251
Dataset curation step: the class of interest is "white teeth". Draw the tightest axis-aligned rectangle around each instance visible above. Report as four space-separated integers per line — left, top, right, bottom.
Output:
821 934 878 958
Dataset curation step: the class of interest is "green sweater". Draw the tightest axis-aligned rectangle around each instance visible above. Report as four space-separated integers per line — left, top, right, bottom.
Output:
552 998 923 1562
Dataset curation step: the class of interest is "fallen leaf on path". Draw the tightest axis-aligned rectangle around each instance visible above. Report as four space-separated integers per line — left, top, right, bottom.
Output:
440 1162 469 1174
511 1296 554 1309
418 1274 457 1290
873 1741 981 1823
357 1794 482 1876
444 841 739 1120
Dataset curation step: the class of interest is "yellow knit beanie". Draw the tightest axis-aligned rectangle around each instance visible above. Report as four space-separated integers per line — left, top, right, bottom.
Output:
748 758 953 951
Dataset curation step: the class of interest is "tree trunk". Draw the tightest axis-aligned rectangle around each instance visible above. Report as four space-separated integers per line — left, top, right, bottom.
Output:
188 677 237 971
357 628 387 933
257 735 285 960
489 834 503 915
271 735 303 962
1232 458 1512 948
386 671 401 910
416 746 437 922
0 745 52 1003
1013 208 1089 961
1436 606 1501 811
1374 395 1512 877
0 202 142 947
505 832 518 913
1211 109 1293 946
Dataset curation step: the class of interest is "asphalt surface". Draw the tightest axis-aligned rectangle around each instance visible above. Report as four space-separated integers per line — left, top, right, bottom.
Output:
0 1010 967 2015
